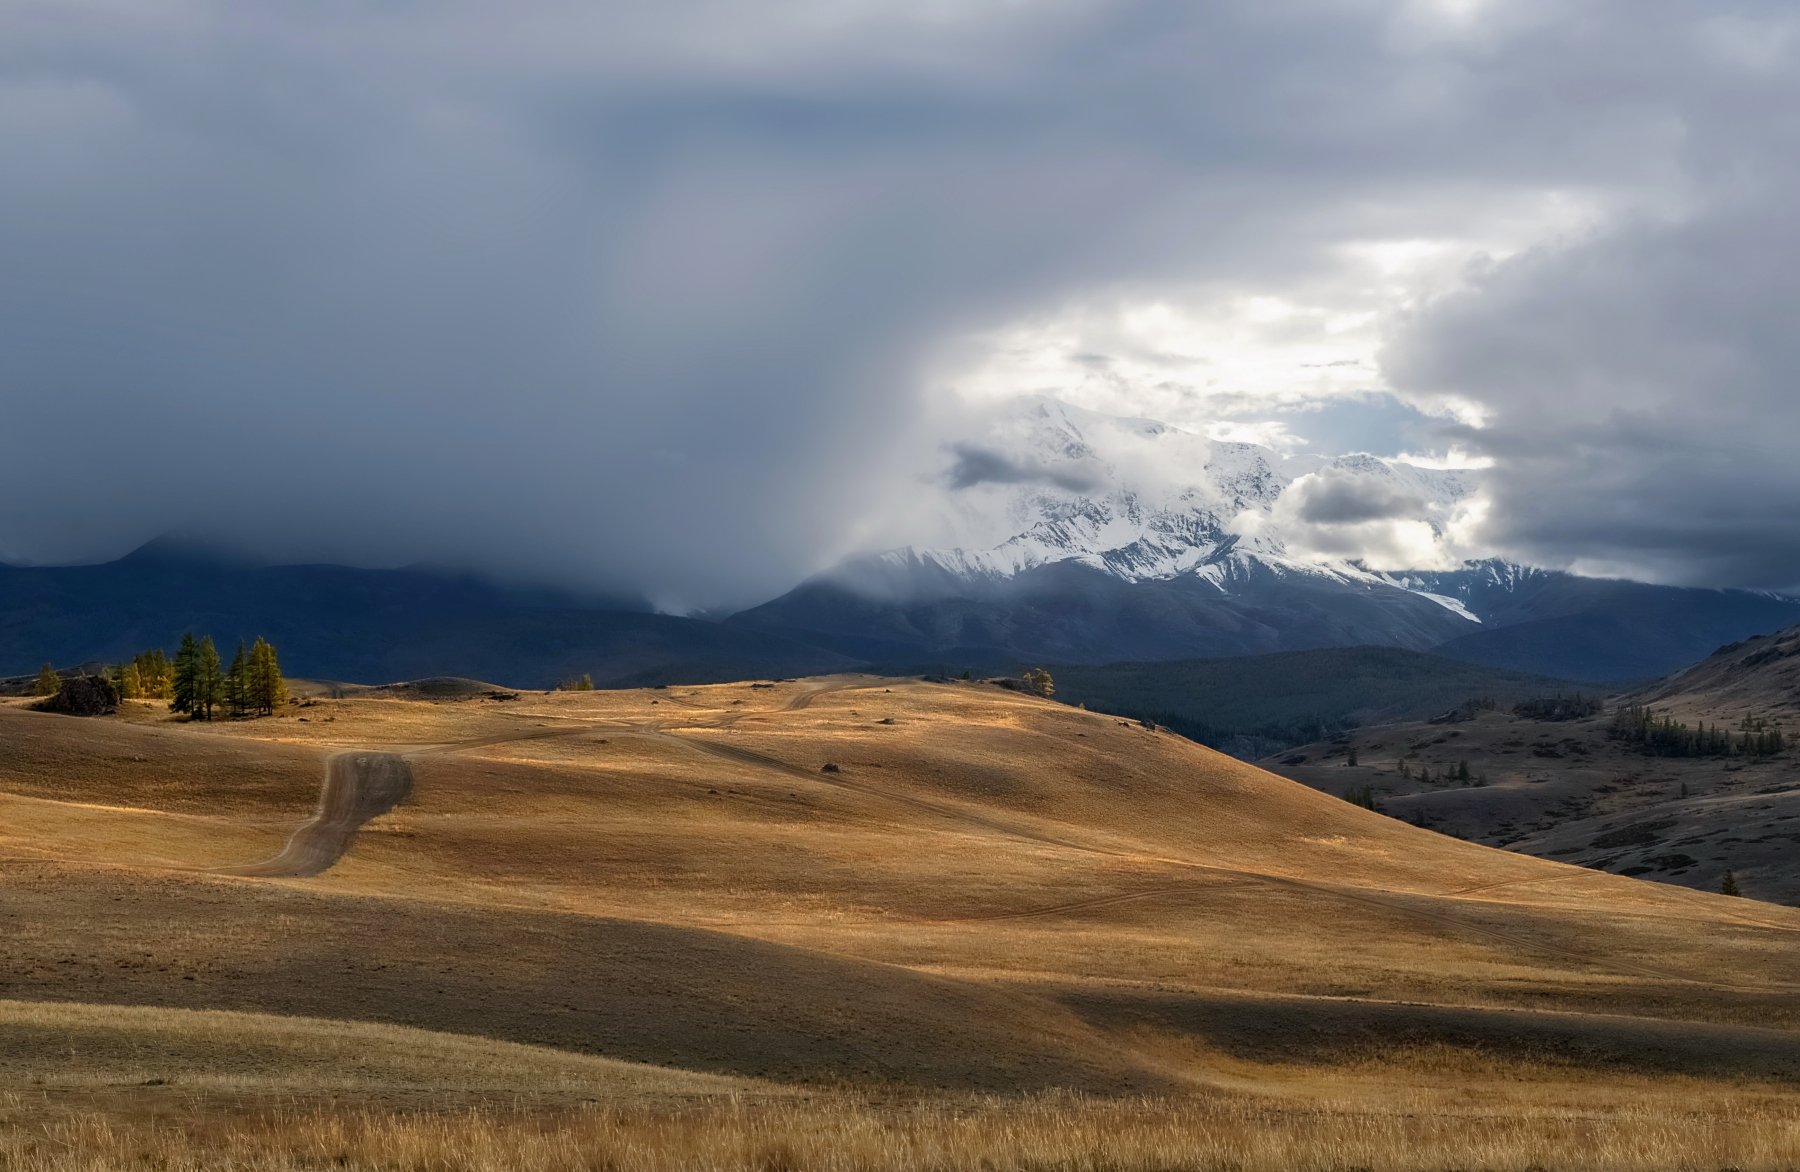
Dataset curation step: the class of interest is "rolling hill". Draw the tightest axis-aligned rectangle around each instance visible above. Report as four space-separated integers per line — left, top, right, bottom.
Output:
1 675 1797 1167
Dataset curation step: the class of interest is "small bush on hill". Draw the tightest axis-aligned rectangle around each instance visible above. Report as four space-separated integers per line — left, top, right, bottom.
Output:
37 673 120 716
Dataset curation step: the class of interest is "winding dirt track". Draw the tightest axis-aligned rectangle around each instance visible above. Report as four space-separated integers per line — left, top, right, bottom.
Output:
220 752 413 878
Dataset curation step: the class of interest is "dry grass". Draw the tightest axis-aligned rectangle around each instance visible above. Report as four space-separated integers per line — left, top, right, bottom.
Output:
3 1090 1797 1172
2 677 1800 1169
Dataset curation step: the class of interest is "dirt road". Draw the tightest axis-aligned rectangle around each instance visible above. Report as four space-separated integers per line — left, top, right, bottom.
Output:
222 752 412 878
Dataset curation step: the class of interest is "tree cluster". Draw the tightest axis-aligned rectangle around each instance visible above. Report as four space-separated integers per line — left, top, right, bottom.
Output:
1397 757 1486 787
1513 693 1603 722
171 633 286 720
1608 704 1785 758
110 649 174 701
1022 668 1055 697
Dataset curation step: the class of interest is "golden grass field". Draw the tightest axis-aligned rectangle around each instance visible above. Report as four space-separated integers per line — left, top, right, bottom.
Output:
1 675 1797 1169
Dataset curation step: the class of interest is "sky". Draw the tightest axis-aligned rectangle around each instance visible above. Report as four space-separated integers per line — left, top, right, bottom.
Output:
3 1 1798 608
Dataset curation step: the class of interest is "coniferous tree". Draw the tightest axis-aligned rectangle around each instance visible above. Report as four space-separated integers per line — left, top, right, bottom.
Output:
248 637 286 715
34 663 60 696
194 637 224 720
171 634 199 714
1721 869 1742 897
225 641 250 718
1346 745 1359 767
134 649 173 700
111 661 143 699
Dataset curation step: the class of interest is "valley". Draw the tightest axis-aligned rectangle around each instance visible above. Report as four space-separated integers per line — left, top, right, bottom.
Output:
1266 628 1800 905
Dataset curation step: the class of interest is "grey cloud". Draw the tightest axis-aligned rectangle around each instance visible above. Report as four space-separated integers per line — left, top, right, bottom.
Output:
1385 89 1800 588
3 1 1798 604
945 444 1106 493
1292 470 1427 526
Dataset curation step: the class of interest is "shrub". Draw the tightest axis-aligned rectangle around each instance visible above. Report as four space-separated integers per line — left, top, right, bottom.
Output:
37 673 121 716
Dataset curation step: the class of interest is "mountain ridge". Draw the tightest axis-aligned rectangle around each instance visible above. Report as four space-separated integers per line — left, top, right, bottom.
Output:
733 397 1800 680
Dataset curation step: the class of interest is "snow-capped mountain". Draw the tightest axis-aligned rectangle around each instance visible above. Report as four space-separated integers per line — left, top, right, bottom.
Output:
862 395 1484 619
731 396 1800 679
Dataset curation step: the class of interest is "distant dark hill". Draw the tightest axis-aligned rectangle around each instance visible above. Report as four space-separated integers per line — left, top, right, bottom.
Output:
729 558 1476 667
1049 646 1586 758
734 557 1800 684
1415 572 1800 682
12 539 1799 692
1260 628 1800 905
0 541 855 689
1636 624 1800 720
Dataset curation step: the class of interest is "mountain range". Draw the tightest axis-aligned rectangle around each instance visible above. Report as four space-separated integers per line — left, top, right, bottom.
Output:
732 398 1800 682
5 396 1798 686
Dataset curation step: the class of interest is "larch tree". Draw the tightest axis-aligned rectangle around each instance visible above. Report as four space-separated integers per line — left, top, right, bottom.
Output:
111 661 143 699
171 634 199 715
248 637 286 715
195 636 224 720
135 649 173 700
225 641 250 718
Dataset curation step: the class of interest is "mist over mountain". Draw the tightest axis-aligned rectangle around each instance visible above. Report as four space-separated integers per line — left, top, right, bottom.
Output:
10 397 1789 688
734 398 1800 681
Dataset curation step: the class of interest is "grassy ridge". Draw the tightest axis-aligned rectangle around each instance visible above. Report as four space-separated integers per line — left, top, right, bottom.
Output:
1051 646 1589 755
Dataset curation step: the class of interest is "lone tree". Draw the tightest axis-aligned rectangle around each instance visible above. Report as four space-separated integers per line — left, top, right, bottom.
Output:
1721 869 1743 897
34 663 60 696
1022 667 1055 697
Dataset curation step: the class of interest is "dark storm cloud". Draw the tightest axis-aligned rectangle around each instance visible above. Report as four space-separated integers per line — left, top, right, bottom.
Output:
945 444 1106 493
1292 469 1426 527
1382 1 1800 589
3 1 1798 603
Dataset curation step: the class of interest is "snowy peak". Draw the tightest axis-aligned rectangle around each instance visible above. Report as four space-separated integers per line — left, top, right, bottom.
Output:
872 395 1480 610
